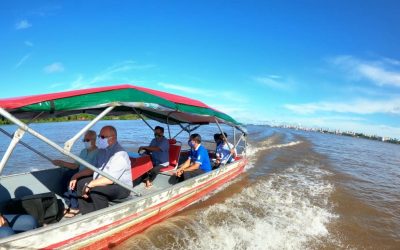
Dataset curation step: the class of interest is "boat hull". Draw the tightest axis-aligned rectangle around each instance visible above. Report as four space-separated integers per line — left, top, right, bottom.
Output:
0 158 247 249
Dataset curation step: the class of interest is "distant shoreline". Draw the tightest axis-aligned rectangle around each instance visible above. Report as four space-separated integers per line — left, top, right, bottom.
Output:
277 125 400 145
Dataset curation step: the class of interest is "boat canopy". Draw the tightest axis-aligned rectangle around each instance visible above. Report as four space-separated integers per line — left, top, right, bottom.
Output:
0 84 246 133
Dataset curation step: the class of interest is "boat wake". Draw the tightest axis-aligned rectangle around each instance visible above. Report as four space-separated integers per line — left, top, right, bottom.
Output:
116 160 338 250
244 140 303 171
176 162 337 250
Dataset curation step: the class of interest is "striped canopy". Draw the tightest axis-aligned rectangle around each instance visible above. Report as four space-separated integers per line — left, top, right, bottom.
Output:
0 84 245 132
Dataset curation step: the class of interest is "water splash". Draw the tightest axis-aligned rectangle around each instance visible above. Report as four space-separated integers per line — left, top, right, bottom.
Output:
178 163 337 250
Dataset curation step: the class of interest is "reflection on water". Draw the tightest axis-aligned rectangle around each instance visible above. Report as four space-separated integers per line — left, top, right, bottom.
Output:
1 122 399 248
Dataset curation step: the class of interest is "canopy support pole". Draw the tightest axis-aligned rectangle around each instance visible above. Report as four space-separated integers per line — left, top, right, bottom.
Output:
132 108 154 132
0 128 25 175
0 127 53 163
64 105 116 152
214 118 233 152
0 107 141 197
221 133 245 166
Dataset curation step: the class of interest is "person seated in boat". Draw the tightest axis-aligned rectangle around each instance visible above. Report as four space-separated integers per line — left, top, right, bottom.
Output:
211 133 222 155
52 130 98 218
74 126 132 215
176 133 211 181
215 132 237 167
0 213 38 239
138 126 170 188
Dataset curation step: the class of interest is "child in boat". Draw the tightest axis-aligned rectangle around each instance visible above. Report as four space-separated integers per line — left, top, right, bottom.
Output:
52 130 98 218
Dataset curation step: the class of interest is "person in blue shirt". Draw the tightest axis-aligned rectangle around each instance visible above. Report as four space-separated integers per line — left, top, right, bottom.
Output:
176 133 211 181
138 126 170 188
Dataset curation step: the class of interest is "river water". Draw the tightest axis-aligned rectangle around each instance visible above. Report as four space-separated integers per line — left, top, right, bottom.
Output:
0 121 399 249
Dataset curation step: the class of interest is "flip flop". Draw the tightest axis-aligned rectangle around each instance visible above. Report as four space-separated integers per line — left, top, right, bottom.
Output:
63 208 70 215
64 210 80 218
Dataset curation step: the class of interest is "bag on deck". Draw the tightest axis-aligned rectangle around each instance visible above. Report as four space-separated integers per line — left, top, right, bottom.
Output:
5 192 64 226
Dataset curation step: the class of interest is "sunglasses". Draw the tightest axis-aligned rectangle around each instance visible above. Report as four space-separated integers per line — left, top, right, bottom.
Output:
98 135 113 139
83 139 91 142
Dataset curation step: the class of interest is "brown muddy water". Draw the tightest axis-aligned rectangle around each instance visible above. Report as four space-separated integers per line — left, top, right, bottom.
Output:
0 121 399 249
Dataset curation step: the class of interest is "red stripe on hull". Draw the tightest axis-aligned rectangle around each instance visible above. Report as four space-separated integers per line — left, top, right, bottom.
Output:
43 162 246 249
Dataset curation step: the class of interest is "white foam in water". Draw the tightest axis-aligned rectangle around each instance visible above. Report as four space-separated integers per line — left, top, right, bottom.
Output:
245 140 303 171
176 163 337 250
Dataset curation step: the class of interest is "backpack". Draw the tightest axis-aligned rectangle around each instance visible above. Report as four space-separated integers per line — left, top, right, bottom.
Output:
5 192 64 226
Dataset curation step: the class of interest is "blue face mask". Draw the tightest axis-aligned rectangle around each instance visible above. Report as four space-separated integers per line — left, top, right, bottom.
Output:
97 137 109 149
84 141 91 149
188 140 195 148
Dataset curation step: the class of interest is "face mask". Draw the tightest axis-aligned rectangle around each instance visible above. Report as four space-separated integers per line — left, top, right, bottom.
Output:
188 140 194 148
97 137 109 149
84 141 91 149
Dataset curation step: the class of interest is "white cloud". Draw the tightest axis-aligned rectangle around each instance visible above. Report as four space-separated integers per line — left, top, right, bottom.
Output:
157 82 214 97
158 82 249 104
44 62 65 74
284 98 400 115
253 75 292 90
24 41 34 47
65 61 154 90
16 20 32 30
15 53 31 68
330 55 400 87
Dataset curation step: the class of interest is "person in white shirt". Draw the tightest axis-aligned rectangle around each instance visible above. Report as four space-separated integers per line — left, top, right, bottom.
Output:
215 133 237 167
74 126 132 215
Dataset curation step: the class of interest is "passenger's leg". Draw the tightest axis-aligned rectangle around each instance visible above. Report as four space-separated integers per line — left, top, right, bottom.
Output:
148 165 164 182
0 227 14 239
76 177 95 214
3 214 38 233
183 169 205 180
90 185 130 211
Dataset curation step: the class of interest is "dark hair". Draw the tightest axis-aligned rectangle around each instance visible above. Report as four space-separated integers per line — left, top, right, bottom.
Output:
190 133 202 143
219 132 228 140
154 126 164 133
214 133 220 141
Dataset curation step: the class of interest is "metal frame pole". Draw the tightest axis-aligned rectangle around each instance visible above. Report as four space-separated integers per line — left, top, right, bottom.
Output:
64 106 116 152
0 128 25 174
0 107 141 196
0 127 53 162
132 108 154 132
214 118 232 151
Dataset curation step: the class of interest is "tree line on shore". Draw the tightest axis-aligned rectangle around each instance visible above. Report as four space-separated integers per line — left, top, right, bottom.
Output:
0 113 140 125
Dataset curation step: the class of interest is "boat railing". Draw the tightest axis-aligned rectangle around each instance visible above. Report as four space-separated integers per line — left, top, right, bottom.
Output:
0 106 142 197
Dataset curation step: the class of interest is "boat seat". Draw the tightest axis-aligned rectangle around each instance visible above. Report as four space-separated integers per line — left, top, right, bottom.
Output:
130 155 153 181
159 139 181 173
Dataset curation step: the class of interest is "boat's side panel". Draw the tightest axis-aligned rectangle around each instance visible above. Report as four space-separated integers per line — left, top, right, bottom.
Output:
0 168 66 209
0 158 247 249
81 160 246 250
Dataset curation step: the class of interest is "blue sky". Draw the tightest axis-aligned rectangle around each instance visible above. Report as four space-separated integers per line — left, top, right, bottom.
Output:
1 1 400 138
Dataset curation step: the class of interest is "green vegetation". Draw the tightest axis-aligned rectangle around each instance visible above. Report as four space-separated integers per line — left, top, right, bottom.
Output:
0 113 140 125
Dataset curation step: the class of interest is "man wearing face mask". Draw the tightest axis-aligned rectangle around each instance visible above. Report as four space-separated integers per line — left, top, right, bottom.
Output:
74 126 132 215
138 126 169 188
176 133 211 181
52 130 98 217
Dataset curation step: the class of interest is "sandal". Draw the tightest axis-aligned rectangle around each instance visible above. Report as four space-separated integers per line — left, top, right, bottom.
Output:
63 208 70 215
64 209 80 218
